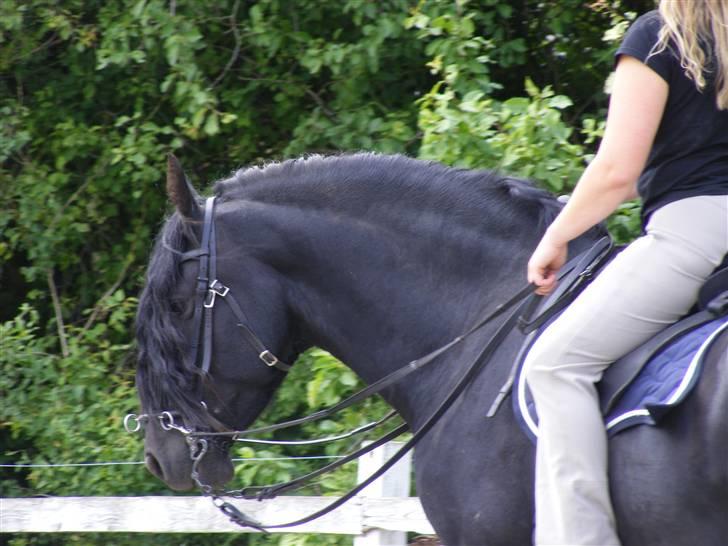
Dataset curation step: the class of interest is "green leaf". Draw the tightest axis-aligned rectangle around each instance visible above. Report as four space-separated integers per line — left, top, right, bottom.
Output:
548 95 573 109
203 112 220 135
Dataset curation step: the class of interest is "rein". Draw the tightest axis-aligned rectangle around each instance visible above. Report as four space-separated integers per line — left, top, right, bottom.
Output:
128 282 534 531
127 195 613 531
200 289 533 532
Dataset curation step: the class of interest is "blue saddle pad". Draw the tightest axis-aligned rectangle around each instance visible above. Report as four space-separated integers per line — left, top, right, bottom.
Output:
514 317 728 443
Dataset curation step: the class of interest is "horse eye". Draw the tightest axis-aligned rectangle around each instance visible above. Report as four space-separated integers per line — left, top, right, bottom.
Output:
169 300 190 317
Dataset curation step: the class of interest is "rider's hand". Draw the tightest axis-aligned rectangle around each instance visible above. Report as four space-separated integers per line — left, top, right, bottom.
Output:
527 235 568 296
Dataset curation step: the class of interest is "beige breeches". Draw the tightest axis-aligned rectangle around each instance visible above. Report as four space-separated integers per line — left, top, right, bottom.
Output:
525 195 728 546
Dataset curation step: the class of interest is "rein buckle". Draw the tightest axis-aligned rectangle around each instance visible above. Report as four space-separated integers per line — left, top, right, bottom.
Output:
204 279 230 308
259 350 280 367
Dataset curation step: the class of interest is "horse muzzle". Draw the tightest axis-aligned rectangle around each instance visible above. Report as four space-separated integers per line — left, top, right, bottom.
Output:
138 414 235 491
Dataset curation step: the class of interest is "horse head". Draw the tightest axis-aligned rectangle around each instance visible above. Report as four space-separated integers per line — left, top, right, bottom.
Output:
135 155 301 491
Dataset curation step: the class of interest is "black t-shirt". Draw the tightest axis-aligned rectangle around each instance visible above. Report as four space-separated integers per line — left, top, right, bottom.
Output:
616 10 728 224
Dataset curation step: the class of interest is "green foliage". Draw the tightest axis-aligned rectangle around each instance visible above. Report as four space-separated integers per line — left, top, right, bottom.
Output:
417 74 587 192
1 0 652 544
410 1 604 192
1 301 148 497
607 200 643 244
231 349 391 500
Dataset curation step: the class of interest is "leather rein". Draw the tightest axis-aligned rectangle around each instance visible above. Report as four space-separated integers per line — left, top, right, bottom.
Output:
126 196 614 531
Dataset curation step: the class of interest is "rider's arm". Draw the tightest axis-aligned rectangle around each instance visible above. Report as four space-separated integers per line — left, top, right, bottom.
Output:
527 55 669 294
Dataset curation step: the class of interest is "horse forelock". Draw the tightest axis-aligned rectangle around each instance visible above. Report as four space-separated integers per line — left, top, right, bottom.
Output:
136 213 211 428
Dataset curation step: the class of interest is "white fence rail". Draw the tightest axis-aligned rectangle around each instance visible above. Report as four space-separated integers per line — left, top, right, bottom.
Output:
0 442 435 541
0 495 433 535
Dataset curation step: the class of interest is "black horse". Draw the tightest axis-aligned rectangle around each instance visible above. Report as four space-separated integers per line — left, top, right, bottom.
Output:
135 153 728 545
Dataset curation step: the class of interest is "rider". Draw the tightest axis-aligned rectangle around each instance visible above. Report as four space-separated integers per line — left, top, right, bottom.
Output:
525 1 728 544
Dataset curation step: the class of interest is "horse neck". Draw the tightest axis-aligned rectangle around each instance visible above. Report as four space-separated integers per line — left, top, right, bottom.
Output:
229 197 545 421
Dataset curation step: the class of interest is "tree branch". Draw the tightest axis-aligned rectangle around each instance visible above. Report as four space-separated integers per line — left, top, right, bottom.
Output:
46 269 70 358
211 0 242 89
304 87 338 121
81 256 135 334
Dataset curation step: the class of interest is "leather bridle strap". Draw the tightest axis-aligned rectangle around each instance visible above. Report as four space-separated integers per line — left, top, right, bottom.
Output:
232 422 409 501
518 236 614 335
212 282 291 371
201 200 218 374
185 196 216 374
183 197 291 375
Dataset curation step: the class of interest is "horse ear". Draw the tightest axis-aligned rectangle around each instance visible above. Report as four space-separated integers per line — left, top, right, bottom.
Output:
166 154 201 218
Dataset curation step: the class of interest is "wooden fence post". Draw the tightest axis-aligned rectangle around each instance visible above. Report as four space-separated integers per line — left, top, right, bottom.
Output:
354 441 412 546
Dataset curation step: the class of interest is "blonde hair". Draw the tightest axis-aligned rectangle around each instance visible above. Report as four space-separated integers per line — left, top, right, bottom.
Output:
655 0 728 109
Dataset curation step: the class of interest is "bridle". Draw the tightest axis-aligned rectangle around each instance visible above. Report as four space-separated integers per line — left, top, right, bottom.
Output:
127 196 291 471
184 196 291 376
126 195 614 531
128 195 300 476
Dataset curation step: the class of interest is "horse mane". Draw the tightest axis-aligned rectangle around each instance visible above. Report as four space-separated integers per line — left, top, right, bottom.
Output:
136 153 564 425
214 153 562 231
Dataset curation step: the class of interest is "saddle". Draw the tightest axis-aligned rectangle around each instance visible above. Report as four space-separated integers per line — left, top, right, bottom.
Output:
502 238 728 440
599 262 728 416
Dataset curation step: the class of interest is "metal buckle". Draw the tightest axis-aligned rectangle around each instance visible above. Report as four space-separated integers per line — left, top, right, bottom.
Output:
259 350 279 367
204 279 230 308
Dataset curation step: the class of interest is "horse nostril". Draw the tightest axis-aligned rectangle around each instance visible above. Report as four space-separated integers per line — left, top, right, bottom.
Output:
145 452 164 480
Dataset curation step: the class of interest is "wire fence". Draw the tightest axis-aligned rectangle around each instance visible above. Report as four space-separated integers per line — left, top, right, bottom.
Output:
0 454 345 469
